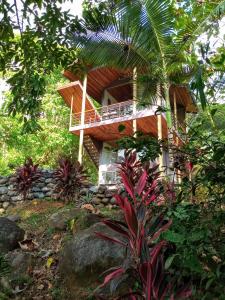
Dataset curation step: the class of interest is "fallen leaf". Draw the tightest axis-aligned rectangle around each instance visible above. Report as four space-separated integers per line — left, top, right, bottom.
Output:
46 257 54 269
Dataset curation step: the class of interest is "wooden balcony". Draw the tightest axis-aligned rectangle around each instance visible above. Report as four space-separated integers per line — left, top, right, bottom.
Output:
69 100 169 142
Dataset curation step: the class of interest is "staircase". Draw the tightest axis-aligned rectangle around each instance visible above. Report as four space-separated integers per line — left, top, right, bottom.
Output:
83 135 101 168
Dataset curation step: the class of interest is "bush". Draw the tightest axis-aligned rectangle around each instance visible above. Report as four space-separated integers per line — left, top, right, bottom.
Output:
15 157 41 200
54 158 88 202
95 152 191 299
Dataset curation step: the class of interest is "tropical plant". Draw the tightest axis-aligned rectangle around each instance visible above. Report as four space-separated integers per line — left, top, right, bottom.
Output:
163 203 225 300
54 157 88 202
73 0 225 127
95 164 191 299
15 157 41 200
117 132 161 163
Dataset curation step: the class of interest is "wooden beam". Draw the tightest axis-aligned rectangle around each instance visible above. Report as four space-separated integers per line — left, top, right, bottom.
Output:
78 74 87 164
106 77 131 90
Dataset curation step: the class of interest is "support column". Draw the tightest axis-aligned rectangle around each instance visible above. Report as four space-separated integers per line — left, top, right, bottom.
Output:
78 74 87 164
69 94 74 128
157 84 163 172
173 91 178 145
133 67 137 135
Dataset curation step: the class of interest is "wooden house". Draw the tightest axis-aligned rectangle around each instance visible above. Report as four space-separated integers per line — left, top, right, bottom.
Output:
57 67 197 185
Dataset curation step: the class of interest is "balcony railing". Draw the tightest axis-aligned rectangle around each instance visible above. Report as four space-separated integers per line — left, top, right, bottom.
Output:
70 99 157 129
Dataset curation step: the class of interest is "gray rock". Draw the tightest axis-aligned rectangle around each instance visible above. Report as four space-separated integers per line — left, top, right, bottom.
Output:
7 215 21 222
80 188 88 196
101 198 110 204
49 208 82 230
41 186 50 192
46 183 56 188
0 208 5 214
8 184 15 191
89 186 98 194
105 192 114 198
0 187 8 195
8 190 17 197
45 191 54 197
96 193 105 198
33 192 45 199
0 178 8 184
92 197 102 205
98 185 107 194
0 218 25 253
45 178 53 183
31 186 42 192
59 223 125 299
0 194 10 202
5 251 34 278
2 202 10 209
11 195 23 201
9 177 17 184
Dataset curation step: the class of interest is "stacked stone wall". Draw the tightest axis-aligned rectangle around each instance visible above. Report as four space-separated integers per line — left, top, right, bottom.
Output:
0 170 57 210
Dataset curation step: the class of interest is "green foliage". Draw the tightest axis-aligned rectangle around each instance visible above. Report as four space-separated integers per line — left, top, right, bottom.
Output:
117 132 161 163
163 203 225 299
0 70 98 182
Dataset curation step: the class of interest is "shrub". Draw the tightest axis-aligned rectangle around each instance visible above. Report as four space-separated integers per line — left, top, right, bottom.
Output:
15 157 41 200
95 155 191 299
54 158 88 202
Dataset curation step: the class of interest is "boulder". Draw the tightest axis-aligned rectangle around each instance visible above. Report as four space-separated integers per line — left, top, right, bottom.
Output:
7 215 21 222
0 218 25 253
59 222 126 299
0 194 10 202
48 208 82 230
5 251 34 278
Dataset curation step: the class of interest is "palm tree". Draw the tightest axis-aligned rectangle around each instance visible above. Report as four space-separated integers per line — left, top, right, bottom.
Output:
73 0 225 125
71 0 225 174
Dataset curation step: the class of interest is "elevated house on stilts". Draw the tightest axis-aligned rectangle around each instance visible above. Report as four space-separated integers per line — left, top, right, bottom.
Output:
57 67 197 185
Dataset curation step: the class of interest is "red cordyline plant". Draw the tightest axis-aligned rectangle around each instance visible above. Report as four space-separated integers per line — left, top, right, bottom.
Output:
95 151 191 300
15 157 41 200
54 158 88 202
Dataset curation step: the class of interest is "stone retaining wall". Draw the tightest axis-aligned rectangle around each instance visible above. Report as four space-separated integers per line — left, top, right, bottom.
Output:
0 170 58 210
80 185 118 208
0 171 119 211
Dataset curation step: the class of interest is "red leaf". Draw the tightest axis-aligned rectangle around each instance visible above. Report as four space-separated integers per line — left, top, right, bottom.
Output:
146 261 152 300
95 232 127 247
149 220 172 242
150 241 167 268
102 220 129 237
135 170 147 196
121 173 135 200
102 267 124 286
123 198 138 238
